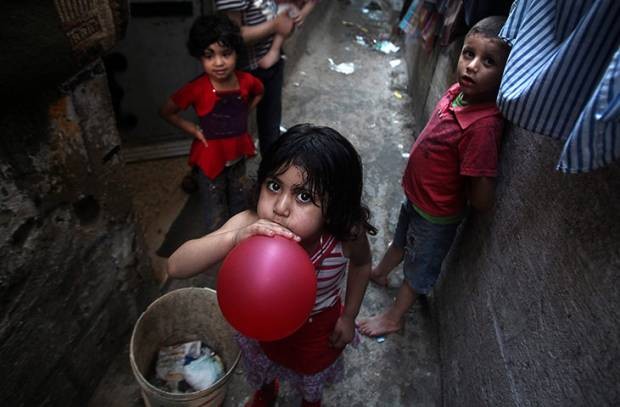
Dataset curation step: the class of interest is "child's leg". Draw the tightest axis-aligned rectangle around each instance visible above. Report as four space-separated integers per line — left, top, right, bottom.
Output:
235 334 280 406
370 241 404 286
359 201 459 336
225 159 249 217
358 282 416 336
370 200 409 286
247 380 279 407
196 167 228 232
258 34 285 69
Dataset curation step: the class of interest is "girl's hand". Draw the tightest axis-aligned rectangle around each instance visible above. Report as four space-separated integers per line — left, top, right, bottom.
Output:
329 315 355 348
233 219 300 246
194 124 208 147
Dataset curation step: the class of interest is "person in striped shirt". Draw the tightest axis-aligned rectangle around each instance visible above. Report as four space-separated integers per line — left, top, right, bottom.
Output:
215 0 297 156
168 124 376 406
359 16 510 337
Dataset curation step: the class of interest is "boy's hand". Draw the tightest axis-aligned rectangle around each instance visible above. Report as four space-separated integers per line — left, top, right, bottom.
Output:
469 176 495 212
234 219 300 246
329 315 355 348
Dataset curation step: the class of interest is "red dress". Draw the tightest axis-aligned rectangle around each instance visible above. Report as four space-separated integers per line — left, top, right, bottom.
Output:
171 70 264 179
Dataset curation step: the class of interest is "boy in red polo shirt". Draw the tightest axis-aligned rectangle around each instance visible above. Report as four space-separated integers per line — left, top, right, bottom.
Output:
359 16 511 337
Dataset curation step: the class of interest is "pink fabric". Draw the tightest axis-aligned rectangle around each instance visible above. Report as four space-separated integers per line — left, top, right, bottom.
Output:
236 333 344 403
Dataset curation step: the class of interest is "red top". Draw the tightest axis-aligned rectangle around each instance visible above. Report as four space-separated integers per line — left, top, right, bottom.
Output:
403 83 504 217
171 71 264 179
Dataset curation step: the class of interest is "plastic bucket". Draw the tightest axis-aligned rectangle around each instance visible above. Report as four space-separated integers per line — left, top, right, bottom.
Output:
130 287 240 407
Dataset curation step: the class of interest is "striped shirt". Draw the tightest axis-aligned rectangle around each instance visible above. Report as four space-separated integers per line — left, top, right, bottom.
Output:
497 0 620 173
215 0 277 70
558 47 620 173
309 234 348 314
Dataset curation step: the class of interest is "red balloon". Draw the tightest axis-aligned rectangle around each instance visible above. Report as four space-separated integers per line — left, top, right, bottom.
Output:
216 235 316 341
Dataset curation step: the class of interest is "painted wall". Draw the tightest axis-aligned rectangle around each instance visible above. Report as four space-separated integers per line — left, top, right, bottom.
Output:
404 35 620 406
0 2 157 405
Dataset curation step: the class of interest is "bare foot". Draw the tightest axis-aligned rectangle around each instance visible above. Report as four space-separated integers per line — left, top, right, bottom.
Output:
369 267 388 286
358 313 403 337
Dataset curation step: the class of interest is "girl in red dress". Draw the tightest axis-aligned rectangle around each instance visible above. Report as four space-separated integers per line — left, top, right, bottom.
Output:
160 15 264 232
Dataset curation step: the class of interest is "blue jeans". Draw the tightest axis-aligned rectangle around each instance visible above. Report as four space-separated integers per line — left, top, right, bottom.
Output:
196 160 249 232
393 199 460 295
250 57 284 156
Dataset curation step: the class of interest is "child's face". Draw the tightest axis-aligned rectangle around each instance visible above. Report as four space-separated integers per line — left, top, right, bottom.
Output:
200 42 236 83
257 165 325 250
456 34 508 104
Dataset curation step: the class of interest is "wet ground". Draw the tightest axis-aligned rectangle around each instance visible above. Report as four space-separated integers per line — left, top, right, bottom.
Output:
90 0 440 405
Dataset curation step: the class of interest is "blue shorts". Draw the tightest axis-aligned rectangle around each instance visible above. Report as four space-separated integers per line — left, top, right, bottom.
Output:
393 199 460 295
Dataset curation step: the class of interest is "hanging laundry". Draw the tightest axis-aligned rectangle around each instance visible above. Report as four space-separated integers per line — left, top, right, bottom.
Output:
496 0 620 172
558 48 620 173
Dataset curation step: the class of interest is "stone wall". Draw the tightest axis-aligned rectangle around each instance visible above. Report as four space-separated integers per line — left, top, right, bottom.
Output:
0 2 157 405
404 36 620 406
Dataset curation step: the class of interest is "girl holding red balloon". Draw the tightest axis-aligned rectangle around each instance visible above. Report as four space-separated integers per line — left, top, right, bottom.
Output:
168 124 376 407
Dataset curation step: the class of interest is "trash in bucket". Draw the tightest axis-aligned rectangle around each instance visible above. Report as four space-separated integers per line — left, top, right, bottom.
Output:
130 287 240 407
151 340 225 393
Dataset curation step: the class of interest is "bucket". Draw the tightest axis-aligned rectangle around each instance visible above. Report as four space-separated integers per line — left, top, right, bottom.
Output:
130 287 240 407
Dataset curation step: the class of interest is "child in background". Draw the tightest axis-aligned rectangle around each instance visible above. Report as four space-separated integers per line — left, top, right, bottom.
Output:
258 0 319 69
359 16 510 336
168 124 376 407
160 15 264 232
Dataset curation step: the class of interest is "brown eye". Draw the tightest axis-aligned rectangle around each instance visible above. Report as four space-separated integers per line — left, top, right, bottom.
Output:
266 180 280 192
297 191 313 204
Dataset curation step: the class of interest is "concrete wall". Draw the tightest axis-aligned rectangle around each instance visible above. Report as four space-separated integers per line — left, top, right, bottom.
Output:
404 36 620 406
0 3 157 405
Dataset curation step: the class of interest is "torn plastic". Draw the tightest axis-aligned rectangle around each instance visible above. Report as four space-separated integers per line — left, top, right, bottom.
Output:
374 40 400 54
153 340 225 393
328 58 355 75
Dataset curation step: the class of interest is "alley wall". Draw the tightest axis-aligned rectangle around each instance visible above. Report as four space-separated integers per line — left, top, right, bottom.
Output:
0 2 158 405
404 36 620 406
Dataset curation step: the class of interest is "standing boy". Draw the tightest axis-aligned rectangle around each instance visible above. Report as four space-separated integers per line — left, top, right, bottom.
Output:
359 16 510 336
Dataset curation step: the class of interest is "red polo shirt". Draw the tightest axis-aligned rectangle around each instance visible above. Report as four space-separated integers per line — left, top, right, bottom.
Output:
403 83 503 217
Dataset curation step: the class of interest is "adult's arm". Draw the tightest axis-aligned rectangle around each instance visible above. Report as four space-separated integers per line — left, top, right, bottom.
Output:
225 11 294 44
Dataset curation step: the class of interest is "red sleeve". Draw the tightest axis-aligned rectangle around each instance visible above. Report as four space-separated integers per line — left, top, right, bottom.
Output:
170 80 197 110
458 117 503 178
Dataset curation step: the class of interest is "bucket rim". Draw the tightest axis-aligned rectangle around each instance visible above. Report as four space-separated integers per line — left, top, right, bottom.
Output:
129 287 241 399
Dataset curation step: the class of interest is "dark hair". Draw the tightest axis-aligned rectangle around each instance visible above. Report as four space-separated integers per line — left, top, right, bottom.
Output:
466 15 510 51
187 14 244 58
257 124 377 241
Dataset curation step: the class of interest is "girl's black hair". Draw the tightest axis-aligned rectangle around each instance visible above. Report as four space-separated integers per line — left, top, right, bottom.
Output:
257 124 377 241
187 14 244 58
